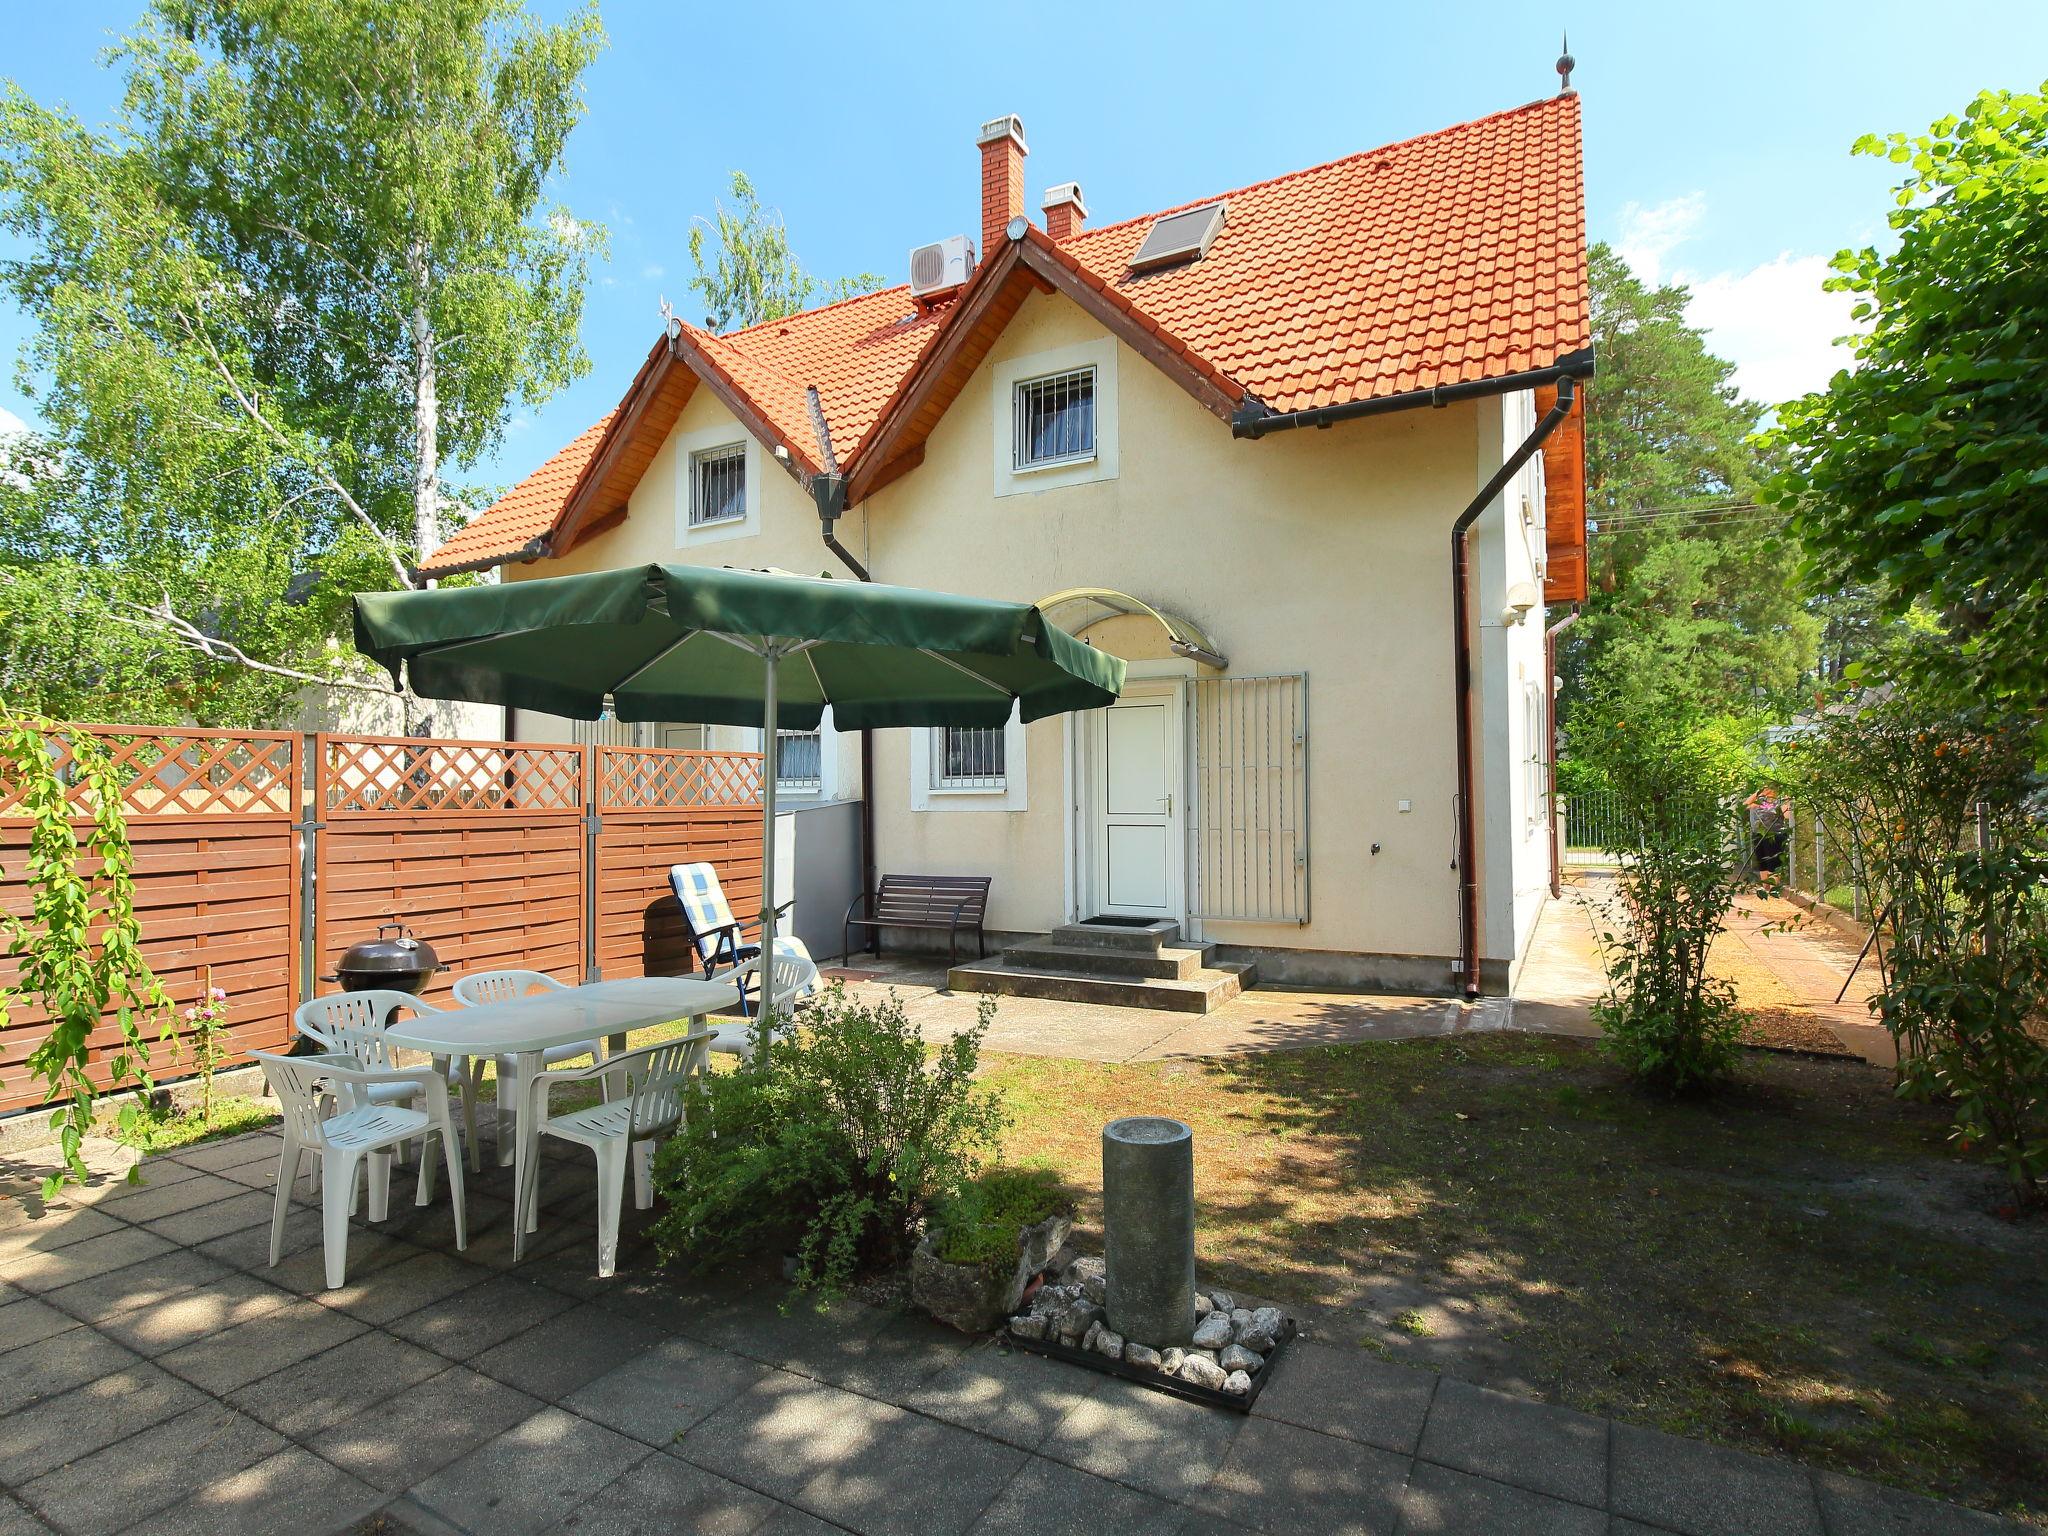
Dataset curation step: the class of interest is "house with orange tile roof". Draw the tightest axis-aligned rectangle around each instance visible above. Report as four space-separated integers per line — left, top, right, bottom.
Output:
425 86 1592 999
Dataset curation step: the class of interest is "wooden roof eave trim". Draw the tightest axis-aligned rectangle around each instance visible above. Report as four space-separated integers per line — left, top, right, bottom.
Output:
840 234 1248 506
667 327 823 486
549 339 686 558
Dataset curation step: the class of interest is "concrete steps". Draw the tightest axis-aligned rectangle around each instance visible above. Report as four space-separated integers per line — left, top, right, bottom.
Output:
948 919 1255 1014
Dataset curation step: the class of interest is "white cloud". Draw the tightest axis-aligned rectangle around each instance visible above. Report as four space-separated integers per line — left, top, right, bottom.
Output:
1614 193 1705 286
549 210 590 247
0 405 25 438
1610 193 1859 408
1685 253 1859 407
640 263 665 281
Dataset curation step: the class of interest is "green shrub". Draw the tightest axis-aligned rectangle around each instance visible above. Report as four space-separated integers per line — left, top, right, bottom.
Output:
928 1165 1072 1270
1580 681 1756 1092
651 986 1007 1297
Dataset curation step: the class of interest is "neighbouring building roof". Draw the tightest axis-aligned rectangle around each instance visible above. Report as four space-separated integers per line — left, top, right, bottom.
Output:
426 92 1587 578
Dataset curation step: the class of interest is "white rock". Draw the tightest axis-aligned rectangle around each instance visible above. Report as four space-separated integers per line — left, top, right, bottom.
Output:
1159 1347 1186 1376
1209 1289 1235 1313
1231 1308 1252 1329
1081 1320 1103 1354
1223 1369 1253 1397
1219 1343 1263 1373
1179 1354 1228 1390
1191 1312 1234 1351
1092 1328 1124 1360
1125 1342 1162 1371
1008 1314 1047 1340
1193 1293 1215 1318
1238 1306 1284 1352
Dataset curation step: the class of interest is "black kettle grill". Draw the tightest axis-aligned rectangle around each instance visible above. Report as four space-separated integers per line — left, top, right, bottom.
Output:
328 920 442 996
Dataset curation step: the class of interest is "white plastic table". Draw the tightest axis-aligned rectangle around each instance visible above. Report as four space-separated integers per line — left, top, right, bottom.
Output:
382 975 739 1261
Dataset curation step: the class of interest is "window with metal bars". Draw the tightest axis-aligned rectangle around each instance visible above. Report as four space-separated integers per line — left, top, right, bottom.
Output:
689 444 747 525
934 725 1006 790
776 728 822 794
1013 367 1096 469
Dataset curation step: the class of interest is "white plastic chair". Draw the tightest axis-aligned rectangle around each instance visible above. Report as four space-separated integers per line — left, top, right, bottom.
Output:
705 950 820 1061
450 969 612 1167
294 990 480 1172
254 1049 468 1289
519 1028 714 1277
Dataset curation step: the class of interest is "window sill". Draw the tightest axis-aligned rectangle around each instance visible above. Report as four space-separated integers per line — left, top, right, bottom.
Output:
1011 452 1097 476
689 515 747 531
928 784 1009 797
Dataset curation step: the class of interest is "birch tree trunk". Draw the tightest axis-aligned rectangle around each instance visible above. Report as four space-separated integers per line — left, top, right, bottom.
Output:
409 243 439 573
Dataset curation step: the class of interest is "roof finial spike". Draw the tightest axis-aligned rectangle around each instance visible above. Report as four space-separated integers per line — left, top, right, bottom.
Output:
1556 32 1575 94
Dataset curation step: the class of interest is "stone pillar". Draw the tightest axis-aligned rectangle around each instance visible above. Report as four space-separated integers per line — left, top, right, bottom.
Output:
1101 1116 1195 1347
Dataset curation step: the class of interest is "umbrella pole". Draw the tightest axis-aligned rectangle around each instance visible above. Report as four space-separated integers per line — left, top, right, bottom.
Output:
757 646 780 1064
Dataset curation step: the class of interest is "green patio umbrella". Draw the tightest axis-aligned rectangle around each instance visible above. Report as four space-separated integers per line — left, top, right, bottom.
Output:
354 562 1125 986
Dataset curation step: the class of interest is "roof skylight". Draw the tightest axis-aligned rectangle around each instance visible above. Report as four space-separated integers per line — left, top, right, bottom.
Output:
1128 202 1227 274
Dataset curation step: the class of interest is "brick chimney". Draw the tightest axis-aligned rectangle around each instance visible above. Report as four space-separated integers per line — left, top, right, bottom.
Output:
977 114 1028 258
1041 181 1087 243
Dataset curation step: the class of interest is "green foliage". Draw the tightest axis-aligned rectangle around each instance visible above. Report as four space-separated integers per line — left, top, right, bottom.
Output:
1773 686 2047 1207
0 713 171 1195
928 1165 1072 1270
652 988 1008 1297
1560 245 1818 737
1765 84 2048 715
1580 680 1757 1092
0 0 604 720
687 171 885 333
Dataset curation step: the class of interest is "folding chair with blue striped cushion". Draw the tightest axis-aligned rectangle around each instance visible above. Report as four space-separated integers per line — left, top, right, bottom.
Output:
669 862 797 1017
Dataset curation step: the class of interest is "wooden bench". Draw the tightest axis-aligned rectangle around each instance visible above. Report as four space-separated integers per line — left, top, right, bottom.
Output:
842 875 993 965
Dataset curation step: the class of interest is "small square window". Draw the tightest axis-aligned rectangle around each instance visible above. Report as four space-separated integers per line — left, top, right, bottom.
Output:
690 444 747 526
1013 368 1096 470
935 725 1006 790
776 728 822 794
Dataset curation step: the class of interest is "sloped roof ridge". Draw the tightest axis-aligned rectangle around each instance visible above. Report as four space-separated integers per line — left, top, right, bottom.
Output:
1067 93 1574 243
716 281 917 343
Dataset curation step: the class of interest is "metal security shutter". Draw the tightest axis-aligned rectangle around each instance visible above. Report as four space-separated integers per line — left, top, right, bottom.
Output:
1189 673 1308 924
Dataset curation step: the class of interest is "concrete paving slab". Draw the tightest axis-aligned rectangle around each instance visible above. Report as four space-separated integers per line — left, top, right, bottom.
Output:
409 1404 652 1536
3 1224 176 1294
1416 1377 1608 1508
967 1455 1185 1533
157 1294 367 1395
315 1247 491 1325
39 1246 233 1327
96 1271 296 1357
1811 1470 2030 1534
563 1335 771 1446
120 1445 385 1536
904 1339 1107 1453
1250 1339 1438 1455
225 1327 448 1438
1037 1373 1245 1503
786 1400 1028 1536
0 1361 205 1486
471 1299 669 1401
0 1495 54 1536
136 1187 277 1247
564 1452 795 1536
90 1169 248 1224
1609 1421 1823 1536
1396 1461 1606 1535
307 1365 540 1493
677 1370 922 1505
0 1295 80 1355
1193 1415 1410 1534
386 1270 577 1361
16 1402 285 1536
0 1325 143 1414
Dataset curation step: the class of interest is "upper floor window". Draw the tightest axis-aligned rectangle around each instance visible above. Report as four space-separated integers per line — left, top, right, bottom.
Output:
1014 367 1096 470
689 443 747 527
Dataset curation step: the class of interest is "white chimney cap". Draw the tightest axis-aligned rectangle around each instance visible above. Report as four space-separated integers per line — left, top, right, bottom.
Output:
976 114 1027 151
1041 181 1087 216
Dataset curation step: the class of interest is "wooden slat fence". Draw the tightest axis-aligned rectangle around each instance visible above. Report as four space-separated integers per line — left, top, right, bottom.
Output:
0 724 764 1119
0 729 300 1114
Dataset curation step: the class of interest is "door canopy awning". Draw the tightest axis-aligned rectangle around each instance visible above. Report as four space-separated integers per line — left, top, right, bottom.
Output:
1036 588 1227 670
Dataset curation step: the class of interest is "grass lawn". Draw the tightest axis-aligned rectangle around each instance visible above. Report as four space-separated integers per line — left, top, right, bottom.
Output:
982 1036 2047 1526
104 1092 279 1154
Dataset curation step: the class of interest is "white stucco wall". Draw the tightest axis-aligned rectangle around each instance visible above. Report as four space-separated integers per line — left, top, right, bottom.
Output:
499 289 1549 984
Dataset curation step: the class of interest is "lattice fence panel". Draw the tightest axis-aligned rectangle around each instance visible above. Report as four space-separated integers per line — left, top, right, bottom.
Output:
0 727 297 818
596 747 763 811
319 735 583 815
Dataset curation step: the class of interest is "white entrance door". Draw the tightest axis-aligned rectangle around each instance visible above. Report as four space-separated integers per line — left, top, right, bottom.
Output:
1092 685 1183 921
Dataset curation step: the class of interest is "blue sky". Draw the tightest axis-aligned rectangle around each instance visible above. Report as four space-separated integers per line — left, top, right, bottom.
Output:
4 0 2046 500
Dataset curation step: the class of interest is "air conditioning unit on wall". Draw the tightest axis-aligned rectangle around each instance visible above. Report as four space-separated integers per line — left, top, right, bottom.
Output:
909 235 974 300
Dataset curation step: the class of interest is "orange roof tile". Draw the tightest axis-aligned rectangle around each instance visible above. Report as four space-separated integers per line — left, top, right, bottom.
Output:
429 92 1586 574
